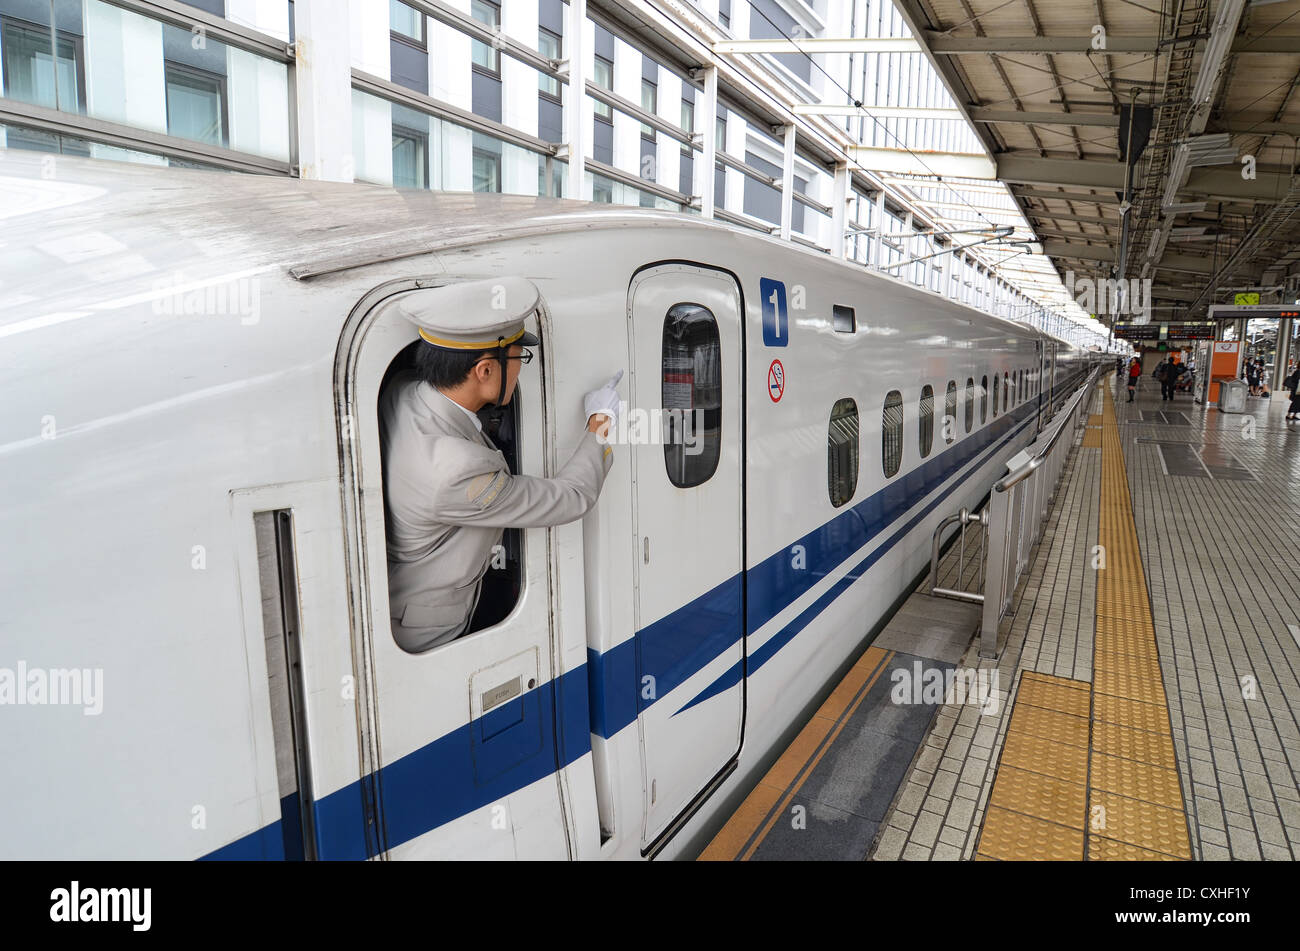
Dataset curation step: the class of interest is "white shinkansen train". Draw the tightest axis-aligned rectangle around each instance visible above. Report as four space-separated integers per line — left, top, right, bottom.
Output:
0 154 1098 860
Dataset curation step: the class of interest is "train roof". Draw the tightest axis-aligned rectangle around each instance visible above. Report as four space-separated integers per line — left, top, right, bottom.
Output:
0 151 1070 347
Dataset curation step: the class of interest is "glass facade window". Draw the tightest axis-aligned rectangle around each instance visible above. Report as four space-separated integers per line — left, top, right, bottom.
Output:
919 385 934 458
472 145 500 192
882 390 903 478
390 0 424 45
592 175 613 203
538 28 560 101
470 0 499 74
715 113 726 152
1 19 83 112
944 380 957 444
680 98 693 155
640 78 656 140
662 303 721 488
164 63 226 146
828 398 859 508
392 126 427 189
593 55 612 121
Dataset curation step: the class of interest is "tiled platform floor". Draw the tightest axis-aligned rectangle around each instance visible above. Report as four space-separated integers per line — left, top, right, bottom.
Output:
873 376 1300 860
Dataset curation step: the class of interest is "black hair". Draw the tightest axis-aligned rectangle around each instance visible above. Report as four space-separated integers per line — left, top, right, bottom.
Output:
413 341 501 389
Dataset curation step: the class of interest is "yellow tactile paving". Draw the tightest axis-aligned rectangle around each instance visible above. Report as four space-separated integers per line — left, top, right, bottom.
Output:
1090 752 1184 811
1090 791 1192 859
1088 835 1184 861
987 766 1087 828
972 386 1192 861
1086 393 1190 860
1014 676 1092 718
1093 693 1171 735
1093 721 1177 769
978 806 1083 861
1006 703 1090 748
999 729 1090 786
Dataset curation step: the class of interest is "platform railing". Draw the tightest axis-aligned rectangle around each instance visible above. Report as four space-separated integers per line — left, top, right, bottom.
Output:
929 366 1103 659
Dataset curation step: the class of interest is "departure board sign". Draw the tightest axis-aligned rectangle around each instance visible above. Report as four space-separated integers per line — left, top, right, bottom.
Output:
1113 322 1160 340
1208 305 1300 320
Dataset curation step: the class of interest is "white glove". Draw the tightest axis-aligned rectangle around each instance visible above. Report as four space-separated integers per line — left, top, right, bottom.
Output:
584 370 624 427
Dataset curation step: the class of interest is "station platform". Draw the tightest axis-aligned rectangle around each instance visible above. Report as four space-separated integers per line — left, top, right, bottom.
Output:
702 374 1300 861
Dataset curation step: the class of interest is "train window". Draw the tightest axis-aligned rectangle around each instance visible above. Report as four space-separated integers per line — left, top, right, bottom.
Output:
918 385 934 458
982 375 989 423
833 305 856 333
827 398 859 507
992 372 998 417
882 390 903 478
965 378 975 433
662 302 721 488
1003 372 1009 409
944 381 957 444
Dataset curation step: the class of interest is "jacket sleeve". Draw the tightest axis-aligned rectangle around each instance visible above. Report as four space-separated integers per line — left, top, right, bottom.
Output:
430 431 614 529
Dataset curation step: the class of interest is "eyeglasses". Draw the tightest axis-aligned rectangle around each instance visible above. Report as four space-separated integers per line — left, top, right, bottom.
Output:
478 349 534 368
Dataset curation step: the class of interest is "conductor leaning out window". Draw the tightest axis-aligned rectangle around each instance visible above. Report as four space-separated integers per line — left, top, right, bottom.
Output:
380 276 623 653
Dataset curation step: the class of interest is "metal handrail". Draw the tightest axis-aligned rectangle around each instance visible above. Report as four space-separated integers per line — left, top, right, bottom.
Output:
925 364 1104 659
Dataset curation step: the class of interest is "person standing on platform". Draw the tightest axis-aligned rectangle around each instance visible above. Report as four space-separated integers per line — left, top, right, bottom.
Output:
1285 364 1300 421
1127 356 1141 402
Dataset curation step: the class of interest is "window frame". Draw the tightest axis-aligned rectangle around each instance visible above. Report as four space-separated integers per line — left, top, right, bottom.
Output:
389 0 426 50
882 390 904 479
944 380 957 444
470 0 501 77
640 77 658 142
0 16 88 114
538 27 562 102
593 55 613 122
680 98 694 156
391 123 430 190
163 59 229 148
827 397 860 508
918 384 935 459
471 145 501 193
662 301 723 489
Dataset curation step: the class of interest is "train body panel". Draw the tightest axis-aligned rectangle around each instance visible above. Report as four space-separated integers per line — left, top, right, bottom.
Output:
0 155 1099 859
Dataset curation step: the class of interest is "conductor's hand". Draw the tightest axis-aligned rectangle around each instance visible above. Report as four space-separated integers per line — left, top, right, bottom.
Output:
585 370 624 437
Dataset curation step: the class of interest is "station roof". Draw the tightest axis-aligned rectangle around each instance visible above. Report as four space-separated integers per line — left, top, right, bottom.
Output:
890 0 1300 322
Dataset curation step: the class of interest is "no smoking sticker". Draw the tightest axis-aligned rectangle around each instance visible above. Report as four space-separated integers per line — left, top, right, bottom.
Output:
768 359 785 403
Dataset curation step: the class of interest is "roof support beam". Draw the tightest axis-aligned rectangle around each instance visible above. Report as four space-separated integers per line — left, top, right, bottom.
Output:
926 34 1300 54
1014 187 1122 205
970 108 1120 128
1040 240 1114 263
996 156 1127 190
846 146 998 180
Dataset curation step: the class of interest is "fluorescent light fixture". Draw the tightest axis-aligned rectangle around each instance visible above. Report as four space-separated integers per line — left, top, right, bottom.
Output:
1165 201 1207 215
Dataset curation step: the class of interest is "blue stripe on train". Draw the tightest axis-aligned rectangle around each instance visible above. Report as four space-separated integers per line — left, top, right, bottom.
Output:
203 377 1076 859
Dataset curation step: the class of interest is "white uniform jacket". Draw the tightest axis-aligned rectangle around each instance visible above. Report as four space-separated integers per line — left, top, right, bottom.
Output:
380 372 613 652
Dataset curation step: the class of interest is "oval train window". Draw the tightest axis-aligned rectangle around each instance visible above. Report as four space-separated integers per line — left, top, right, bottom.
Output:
662 303 721 487
882 390 903 478
828 398 859 507
919 385 934 458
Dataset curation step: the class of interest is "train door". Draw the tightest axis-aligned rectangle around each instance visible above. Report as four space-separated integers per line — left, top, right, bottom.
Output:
336 279 572 859
627 264 745 853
